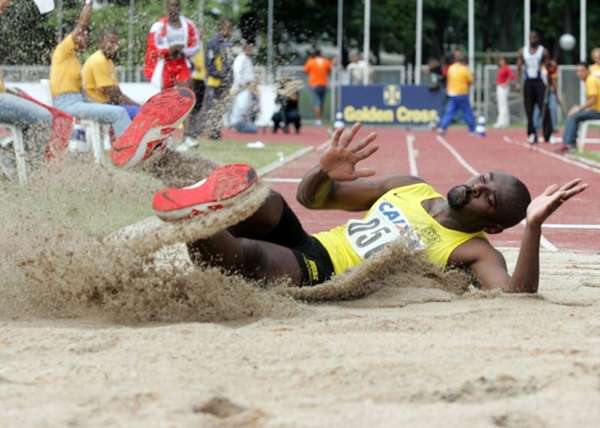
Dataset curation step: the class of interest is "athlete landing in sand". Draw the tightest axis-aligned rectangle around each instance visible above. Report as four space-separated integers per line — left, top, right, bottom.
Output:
112 101 587 292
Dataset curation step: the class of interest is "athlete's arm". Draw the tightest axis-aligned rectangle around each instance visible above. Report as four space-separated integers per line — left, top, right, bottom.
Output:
72 0 93 47
0 0 11 14
297 123 423 211
452 179 587 292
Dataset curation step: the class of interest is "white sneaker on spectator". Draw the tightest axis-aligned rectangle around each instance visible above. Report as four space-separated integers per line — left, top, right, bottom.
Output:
176 136 199 153
527 134 537 144
549 135 561 144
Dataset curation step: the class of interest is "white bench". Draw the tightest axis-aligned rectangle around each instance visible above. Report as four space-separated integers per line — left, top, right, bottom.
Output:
40 79 111 164
578 119 600 151
0 124 28 185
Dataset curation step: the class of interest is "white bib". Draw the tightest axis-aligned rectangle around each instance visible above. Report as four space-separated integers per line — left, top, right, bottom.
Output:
345 200 424 259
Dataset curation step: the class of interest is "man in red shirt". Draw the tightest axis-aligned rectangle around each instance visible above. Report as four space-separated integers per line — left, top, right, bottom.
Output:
144 0 200 90
493 56 515 128
303 49 332 126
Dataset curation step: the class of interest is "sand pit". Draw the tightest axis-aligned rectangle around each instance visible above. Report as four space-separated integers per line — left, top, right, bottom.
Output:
1 160 600 427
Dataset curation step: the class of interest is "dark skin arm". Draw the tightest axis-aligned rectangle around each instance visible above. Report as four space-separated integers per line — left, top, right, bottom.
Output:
450 179 588 292
297 123 423 211
72 0 93 48
100 86 139 106
0 0 11 14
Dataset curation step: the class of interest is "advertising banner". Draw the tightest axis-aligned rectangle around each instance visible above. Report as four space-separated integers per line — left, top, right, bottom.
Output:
341 85 445 127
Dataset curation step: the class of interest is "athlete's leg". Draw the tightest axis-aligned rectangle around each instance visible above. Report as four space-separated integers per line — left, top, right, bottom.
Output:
187 230 303 284
439 96 458 130
458 95 476 132
523 80 536 138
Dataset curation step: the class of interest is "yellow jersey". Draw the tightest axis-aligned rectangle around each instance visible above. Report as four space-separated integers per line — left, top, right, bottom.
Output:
0 75 5 93
82 50 119 103
313 183 485 274
585 74 600 112
446 63 472 96
590 64 600 80
50 34 82 97
192 49 206 81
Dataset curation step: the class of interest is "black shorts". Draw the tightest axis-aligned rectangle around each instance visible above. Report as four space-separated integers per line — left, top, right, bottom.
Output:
290 235 335 287
259 197 334 287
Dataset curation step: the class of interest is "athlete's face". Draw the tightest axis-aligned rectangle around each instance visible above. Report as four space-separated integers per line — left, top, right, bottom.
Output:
167 0 180 20
529 32 540 47
447 172 516 232
592 49 600 64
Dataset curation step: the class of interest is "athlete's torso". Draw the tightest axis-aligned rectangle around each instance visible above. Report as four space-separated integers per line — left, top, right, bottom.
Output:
523 45 544 80
313 183 486 274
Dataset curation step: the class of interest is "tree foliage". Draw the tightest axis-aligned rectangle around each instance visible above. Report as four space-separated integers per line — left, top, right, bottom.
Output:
0 0 598 66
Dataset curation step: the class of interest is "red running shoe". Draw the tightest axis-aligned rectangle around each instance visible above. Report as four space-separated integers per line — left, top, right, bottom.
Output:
152 163 258 222
110 87 195 169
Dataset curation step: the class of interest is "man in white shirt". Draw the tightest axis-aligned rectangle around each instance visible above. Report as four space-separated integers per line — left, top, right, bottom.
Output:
229 41 258 133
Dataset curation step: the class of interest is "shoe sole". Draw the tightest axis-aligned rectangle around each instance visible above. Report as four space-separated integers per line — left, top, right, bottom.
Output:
111 88 195 169
153 165 258 222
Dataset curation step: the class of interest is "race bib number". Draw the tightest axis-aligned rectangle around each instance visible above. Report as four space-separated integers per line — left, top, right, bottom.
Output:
345 201 424 259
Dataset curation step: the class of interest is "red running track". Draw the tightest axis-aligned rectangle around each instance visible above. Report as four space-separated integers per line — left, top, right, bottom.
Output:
224 126 600 252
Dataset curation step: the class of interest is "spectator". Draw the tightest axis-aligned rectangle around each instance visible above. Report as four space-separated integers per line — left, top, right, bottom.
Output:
427 57 443 91
144 0 200 90
272 79 302 134
517 31 552 144
50 1 131 139
533 60 558 142
346 51 367 85
304 49 332 126
560 62 600 151
184 44 207 142
437 50 476 134
493 56 515 128
229 40 258 133
590 48 600 79
82 28 140 119
202 18 234 140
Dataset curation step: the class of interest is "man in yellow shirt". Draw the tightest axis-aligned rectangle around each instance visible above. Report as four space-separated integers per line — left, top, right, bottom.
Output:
590 48 600 80
82 28 140 119
50 1 131 137
561 62 600 150
437 50 476 133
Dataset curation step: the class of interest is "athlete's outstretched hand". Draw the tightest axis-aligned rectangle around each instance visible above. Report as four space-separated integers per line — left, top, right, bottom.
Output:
319 123 378 181
526 178 588 227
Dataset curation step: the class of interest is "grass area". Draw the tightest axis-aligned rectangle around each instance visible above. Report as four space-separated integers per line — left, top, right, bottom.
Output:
571 149 600 164
187 139 306 171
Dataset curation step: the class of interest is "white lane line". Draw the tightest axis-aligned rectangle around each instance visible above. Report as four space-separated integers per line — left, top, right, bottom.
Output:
542 224 600 230
257 146 313 177
262 177 302 183
406 134 419 176
503 136 600 175
435 135 479 175
436 135 558 252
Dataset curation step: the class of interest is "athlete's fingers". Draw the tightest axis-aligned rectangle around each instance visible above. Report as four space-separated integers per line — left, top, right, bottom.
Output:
561 182 588 200
542 184 559 196
341 122 362 148
354 144 379 161
351 132 377 153
353 168 376 178
559 178 582 191
330 127 344 148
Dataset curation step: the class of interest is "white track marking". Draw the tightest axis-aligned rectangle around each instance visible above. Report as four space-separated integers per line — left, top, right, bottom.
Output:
542 224 600 230
406 134 419 176
436 135 558 251
503 136 600 175
435 135 479 175
262 177 302 183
